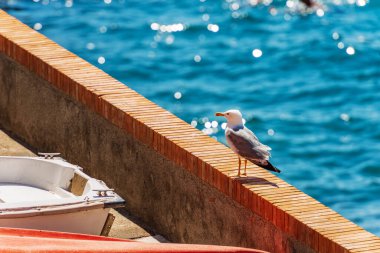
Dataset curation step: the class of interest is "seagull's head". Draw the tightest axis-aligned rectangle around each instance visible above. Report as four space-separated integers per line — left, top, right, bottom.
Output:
215 109 244 126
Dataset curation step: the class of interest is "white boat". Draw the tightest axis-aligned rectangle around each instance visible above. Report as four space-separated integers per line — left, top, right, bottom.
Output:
0 154 124 235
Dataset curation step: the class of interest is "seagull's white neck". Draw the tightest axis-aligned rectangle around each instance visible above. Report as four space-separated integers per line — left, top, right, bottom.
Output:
226 118 244 129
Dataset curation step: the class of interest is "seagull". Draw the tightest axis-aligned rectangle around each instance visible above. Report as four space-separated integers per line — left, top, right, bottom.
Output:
215 109 281 176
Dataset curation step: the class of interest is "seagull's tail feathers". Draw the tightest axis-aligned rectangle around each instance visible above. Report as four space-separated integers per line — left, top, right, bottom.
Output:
262 161 281 173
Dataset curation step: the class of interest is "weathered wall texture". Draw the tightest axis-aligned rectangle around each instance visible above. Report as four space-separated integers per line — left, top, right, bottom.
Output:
1 10 379 253
0 53 313 253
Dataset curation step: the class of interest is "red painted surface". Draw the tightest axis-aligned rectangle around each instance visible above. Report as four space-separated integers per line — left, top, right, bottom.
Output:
0 227 268 253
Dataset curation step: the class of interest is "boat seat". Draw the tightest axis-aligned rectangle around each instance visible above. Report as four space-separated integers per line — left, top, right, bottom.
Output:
68 173 88 196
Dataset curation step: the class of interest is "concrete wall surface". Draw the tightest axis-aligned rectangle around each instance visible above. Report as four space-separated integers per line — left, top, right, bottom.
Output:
0 10 379 253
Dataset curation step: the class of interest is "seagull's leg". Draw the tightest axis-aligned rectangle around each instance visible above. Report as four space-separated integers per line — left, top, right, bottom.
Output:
238 157 241 177
244 159 247 175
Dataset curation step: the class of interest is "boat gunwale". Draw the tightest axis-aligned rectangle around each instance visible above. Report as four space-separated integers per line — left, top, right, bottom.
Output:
0 200 105 218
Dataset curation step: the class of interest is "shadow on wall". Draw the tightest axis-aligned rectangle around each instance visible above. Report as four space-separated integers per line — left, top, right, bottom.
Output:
236 177 279 188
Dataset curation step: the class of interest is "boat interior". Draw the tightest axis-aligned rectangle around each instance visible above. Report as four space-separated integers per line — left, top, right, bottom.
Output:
0 156 110 210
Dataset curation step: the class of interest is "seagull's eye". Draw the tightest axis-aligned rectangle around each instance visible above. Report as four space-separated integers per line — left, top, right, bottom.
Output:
226 113 229 115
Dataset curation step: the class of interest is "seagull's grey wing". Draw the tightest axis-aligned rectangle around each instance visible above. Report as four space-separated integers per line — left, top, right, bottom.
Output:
226 128 270 161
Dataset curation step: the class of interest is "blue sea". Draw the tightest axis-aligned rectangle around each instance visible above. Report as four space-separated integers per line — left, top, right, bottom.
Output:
2 0 380 236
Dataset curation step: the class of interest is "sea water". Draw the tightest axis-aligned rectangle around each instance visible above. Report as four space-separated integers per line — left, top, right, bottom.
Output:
2 0 379 236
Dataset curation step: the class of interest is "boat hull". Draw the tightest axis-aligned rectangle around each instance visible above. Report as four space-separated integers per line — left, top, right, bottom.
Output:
0 207 109 235
0 227 268 253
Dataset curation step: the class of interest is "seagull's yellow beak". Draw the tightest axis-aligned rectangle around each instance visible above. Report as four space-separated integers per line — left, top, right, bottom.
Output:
215 112 225 117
